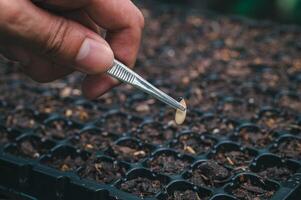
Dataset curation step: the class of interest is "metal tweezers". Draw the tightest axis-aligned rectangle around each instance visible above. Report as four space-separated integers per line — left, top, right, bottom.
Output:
107 59 186 112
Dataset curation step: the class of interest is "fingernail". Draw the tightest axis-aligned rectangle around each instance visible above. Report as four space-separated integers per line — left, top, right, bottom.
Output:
76 38 114 74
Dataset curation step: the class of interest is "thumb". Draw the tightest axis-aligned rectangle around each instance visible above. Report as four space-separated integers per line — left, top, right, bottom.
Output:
0 1 113 74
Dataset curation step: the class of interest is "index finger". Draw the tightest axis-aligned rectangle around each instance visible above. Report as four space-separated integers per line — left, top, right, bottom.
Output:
85 0 144 67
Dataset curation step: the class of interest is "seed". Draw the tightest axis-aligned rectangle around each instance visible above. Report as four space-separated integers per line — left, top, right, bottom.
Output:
175 99 187 125
184 145 196 154
133 150 146 156
85 144 94 150
226 156 235 165
65 109 73 117
61 164 70 171
136 104 150 112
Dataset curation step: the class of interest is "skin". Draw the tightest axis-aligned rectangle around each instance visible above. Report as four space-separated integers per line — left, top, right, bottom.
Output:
0 0 144 99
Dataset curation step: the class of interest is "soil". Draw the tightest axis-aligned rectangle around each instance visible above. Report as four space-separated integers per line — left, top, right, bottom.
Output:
79 159 127 184
213 149 254 169
256 112 299 132
0 129 9 144
166 190 208 200
106 140 151 163
62 105 99 123
46 155 86 172
136 122 175 145
101 113 130 135
70 130 116 151
235 127 275 148
199 116 236 137
34 95 64 114
186 160 231 187
171 134 216 156
257 166 295 182
238 84 274 106
37 120 79 140
8 138 52 159
127 97 160 115
278 95 301 113
147 153 190 175
4 109 37 129
231 176 276 200
219 100 256 120
270 138 301 160
120 177 163 198
186 86 217 112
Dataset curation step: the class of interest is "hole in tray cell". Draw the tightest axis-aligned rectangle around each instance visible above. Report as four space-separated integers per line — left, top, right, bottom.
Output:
5 136 54 159
135 121 176 145
36 119 80 140
184 160 232 188
117 169 168 199
146 151 192 175
105 139 153 163
78 156 128 184
170 132 216 156
210 143 257 170
70 128 117 152
270 137 301 161
226 174 279 200
42 146 89 172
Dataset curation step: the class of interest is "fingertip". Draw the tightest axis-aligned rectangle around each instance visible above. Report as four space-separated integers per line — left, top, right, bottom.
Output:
75 38 114 74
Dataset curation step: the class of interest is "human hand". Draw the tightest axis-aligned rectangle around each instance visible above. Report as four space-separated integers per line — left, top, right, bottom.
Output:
0 0 144 99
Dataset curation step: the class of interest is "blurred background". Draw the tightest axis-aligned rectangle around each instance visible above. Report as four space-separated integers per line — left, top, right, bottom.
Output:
156 0 301 25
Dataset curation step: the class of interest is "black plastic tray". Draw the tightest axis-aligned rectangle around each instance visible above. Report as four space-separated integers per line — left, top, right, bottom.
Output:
0 103 300 200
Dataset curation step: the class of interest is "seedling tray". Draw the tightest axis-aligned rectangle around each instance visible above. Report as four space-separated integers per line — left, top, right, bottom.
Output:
1 1 301 200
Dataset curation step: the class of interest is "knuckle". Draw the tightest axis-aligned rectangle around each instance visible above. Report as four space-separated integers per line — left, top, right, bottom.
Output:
42 18 71 57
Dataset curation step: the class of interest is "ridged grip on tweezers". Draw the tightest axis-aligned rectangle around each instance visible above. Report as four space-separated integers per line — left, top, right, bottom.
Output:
107 59 186 112
107 60 136 84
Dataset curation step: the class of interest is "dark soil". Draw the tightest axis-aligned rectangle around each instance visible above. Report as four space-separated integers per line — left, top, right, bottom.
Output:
278 95 301 113
101 113 130 135
199 116 236 137
213 149 254 169
4 109 37 129
219 100 256 120
120 177 163 198
186 160 231 187
235 127 275 148
62 105 99 123
231 176 276 200
8 138 52 159
257 166 295 182
256 112 298 132
127 97 160 115
147 153 190 175
79 159 127 184
270 138 301 160
70 130 116 151
166 190 208 200
136 122 175 145
45 155 86 172
34 95 64 114
106 141 151 163
37 120 79 140
171 134 216 156
0 129 9 144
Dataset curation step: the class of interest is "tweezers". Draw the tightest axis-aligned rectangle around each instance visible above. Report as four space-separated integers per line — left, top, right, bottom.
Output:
107 59 186 112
